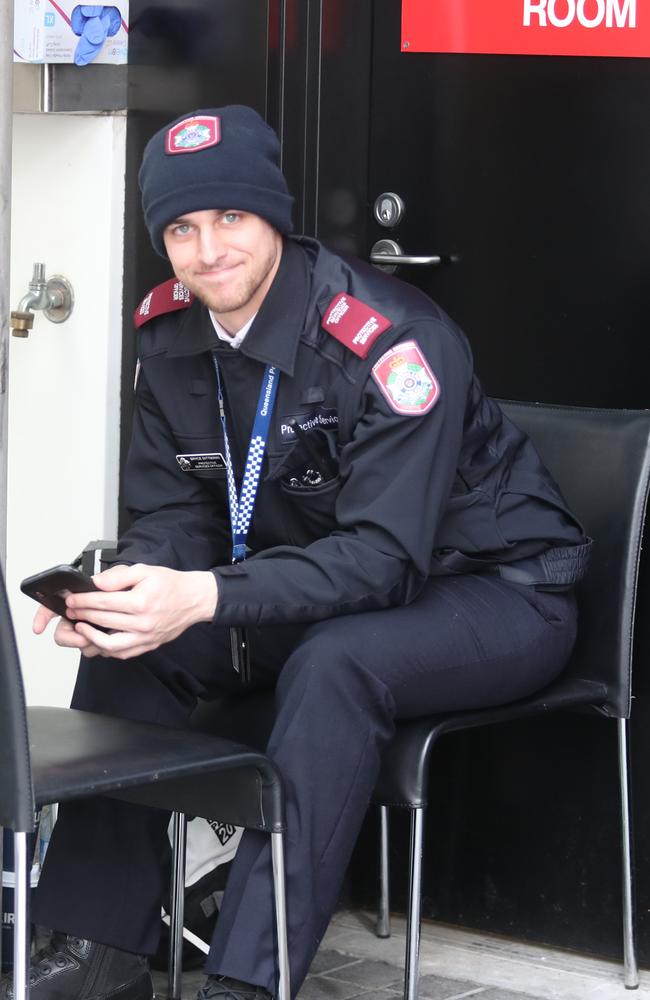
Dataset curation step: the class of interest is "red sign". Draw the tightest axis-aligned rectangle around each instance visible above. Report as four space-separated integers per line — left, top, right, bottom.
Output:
401 0 648 58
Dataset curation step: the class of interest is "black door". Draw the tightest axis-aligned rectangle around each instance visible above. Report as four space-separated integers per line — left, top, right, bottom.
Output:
315 0 650 961
366 2 650 407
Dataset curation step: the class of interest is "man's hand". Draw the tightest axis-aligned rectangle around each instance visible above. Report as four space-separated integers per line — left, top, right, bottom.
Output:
33 564 218 660
33 604 103 655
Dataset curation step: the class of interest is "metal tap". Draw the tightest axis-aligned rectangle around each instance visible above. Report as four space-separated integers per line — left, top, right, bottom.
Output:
10 262 74 337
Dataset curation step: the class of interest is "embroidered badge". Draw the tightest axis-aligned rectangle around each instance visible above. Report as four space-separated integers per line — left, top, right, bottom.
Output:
371 340 440 416
280 409 339 443
176 453 226 472
321 292 392 358
166 115 221 155
134 278 194 328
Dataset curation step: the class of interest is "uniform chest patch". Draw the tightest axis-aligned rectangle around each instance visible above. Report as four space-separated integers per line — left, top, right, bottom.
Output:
371 340 441 416
280 408 339 443
166 115 221 155
322 292 392 358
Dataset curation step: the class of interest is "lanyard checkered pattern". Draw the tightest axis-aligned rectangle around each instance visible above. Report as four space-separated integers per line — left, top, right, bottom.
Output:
213 356 280 563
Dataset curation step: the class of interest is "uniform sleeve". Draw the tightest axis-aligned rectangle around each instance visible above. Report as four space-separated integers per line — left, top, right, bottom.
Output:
213 320 473 625
112 367 231 571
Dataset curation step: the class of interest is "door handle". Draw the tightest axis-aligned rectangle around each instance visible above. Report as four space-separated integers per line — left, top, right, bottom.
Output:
370 238 454 274
370 239 441 267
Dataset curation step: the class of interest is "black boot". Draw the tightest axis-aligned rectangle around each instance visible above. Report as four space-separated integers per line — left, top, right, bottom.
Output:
197 975 272 1000
0 933 152 1000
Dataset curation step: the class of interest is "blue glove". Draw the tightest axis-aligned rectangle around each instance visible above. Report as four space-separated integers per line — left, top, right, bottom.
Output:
71 5 121 66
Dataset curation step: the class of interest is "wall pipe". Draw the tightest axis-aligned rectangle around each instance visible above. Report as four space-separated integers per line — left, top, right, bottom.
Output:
0 0 14 569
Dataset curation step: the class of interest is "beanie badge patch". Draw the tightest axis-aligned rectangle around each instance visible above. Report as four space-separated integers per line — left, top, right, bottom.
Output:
165 115 221 156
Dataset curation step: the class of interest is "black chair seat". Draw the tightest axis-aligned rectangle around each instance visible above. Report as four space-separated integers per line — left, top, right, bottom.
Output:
373 676 608 808
2 646 292 1000
190 675 609 812
28 706 285 832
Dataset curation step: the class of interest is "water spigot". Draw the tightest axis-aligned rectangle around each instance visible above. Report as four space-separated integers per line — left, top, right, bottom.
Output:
11 263 74 337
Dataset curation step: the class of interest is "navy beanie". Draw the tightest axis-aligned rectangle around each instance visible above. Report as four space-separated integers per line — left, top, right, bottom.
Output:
139 106 294 257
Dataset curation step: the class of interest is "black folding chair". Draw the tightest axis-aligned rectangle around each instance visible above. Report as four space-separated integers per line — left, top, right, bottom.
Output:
0 569 291 1000
373 402 650 998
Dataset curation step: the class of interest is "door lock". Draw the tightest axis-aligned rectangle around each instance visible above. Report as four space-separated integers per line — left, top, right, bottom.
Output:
373 192 406 228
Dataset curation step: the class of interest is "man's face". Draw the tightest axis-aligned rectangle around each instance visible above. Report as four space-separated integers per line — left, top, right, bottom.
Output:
163 209 283 332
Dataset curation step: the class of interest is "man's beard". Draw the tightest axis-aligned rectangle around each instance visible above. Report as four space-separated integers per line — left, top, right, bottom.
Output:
185 245 279 318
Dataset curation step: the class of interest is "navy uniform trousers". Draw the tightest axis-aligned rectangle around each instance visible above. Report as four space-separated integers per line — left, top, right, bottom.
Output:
34 573 577 997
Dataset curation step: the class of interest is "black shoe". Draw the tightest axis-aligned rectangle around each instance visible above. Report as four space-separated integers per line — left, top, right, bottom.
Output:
0 933 153 1000
197 975 272 1000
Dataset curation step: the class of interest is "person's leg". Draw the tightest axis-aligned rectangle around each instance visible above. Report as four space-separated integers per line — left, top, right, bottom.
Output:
206 577 577 996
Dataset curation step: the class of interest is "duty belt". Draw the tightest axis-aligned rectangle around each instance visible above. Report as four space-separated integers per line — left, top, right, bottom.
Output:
494 541 593 586
433 539 593 587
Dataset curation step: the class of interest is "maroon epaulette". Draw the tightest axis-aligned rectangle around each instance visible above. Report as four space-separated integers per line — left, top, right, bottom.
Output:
134 278 195 329
321 291 393 359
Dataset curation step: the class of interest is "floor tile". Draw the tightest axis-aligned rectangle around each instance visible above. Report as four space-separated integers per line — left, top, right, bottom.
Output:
349 993 411 1000
297 975 371 1000
307 951 363 977
478 991 541 1000
324 957 404 989
412 974 486 999
323 910 650 1000
150 906 650 1000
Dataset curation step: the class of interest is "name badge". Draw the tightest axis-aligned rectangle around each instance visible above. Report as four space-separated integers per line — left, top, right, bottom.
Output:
176 453 226 472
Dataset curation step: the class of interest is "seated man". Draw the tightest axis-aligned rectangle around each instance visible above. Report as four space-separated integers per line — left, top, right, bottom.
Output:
3 105 590 1000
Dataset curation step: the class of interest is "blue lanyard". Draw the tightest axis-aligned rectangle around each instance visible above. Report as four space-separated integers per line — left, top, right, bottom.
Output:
213 356 280 563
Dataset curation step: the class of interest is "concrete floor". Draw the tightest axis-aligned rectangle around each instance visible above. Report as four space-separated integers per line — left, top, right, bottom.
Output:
152 909 650 1000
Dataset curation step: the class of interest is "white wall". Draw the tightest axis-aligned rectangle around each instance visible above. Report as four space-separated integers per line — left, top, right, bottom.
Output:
7 112 126 706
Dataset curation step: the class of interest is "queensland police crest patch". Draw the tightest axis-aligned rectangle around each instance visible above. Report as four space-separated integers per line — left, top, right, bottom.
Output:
166 115 221 155
371 340 440 416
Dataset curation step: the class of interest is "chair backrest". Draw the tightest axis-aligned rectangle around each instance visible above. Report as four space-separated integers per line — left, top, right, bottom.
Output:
499 401 650 719
0 567 35 831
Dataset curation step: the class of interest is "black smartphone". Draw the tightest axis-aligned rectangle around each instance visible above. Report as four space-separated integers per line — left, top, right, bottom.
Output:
20 564 99 620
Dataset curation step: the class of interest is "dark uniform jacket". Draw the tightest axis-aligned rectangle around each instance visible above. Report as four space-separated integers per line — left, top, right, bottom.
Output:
119 237 590 626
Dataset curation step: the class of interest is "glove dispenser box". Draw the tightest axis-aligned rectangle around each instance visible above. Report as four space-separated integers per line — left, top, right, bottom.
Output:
14 2 129 65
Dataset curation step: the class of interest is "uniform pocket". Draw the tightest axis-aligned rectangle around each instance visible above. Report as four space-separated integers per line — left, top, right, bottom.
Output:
279 476 341 546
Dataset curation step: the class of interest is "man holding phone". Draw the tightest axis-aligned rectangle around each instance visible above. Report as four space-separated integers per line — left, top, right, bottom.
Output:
6 105 590 1000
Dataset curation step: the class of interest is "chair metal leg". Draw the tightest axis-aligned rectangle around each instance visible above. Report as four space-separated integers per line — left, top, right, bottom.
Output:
618 718 639 990
168 812 187 1000
404 808 425 1000
271 832 291 1000
12 831 31 1000
376 805 391 938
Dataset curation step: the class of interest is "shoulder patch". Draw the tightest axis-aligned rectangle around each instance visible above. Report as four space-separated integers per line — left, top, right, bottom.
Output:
134 278 194 329
371 340 441 416
322 292 392 358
